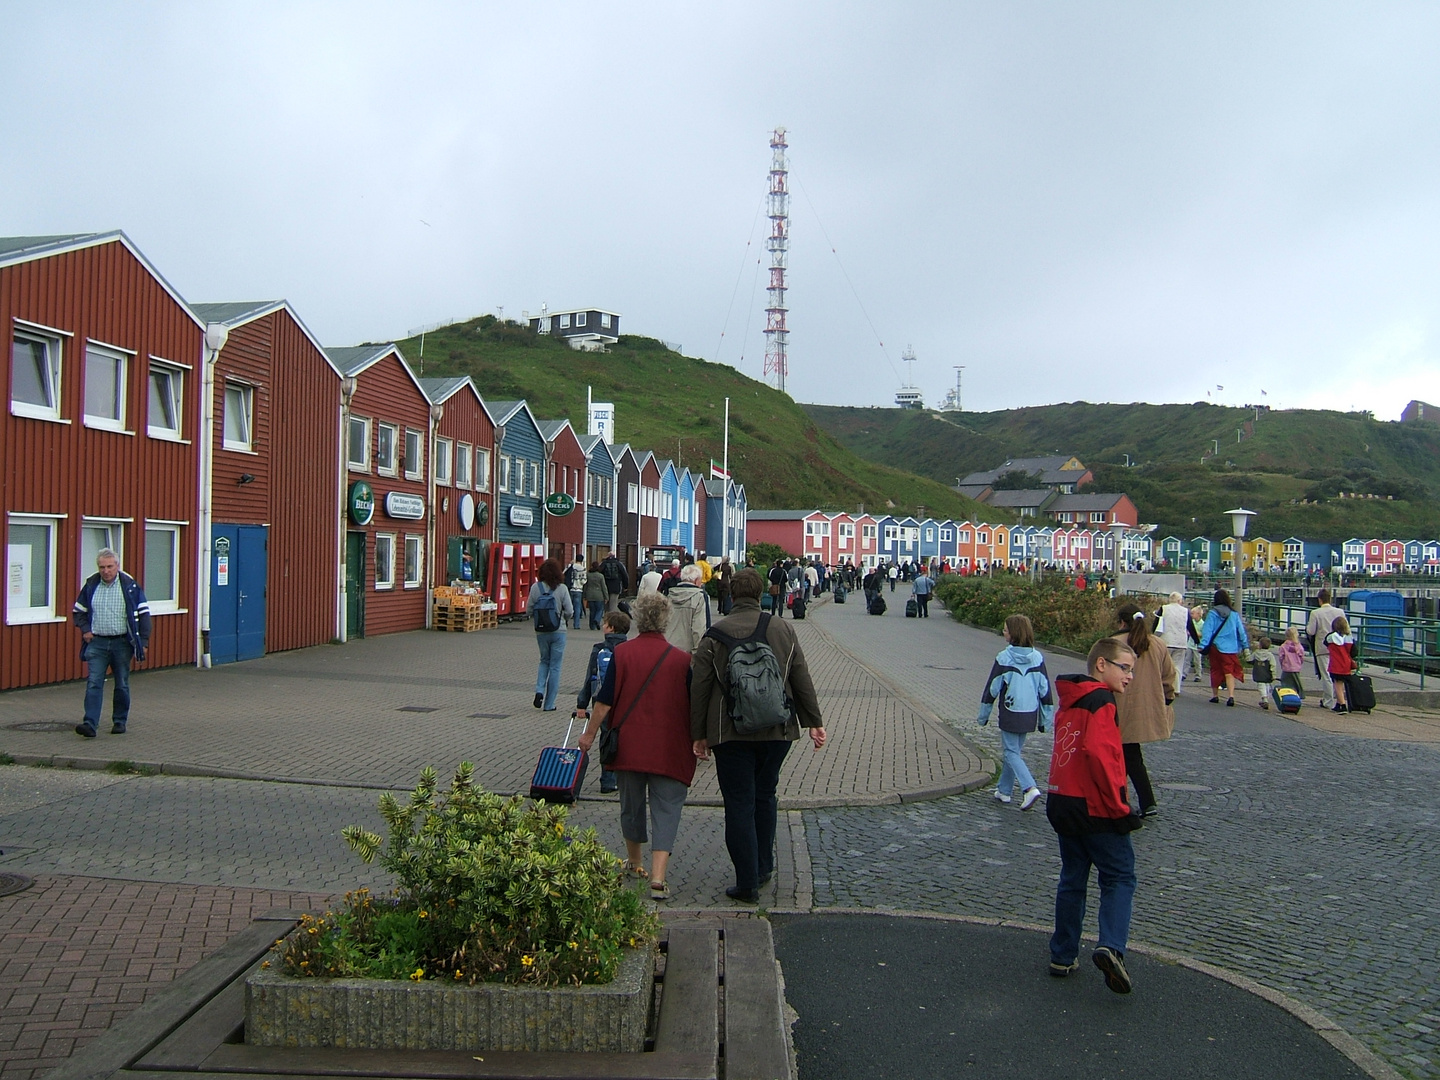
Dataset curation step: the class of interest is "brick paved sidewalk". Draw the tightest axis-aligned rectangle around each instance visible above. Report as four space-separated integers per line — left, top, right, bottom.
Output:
0 619 988 807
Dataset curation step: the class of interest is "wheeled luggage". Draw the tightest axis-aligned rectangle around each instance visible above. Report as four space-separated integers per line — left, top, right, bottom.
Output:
1274 686 1302 714
868 594 887 616
834 586 847 604
530 717 589 803
1348 674 1376 714
792 594 807 620
905 599 918 618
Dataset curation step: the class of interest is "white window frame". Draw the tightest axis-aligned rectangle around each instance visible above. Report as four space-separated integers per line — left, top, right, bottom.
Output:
376 422 399 475
475 447 491 492
601 313 612 329
143 521 184 615
498 455 510 493
11 321 70 423
374 533 396 590
435 437 453 486
628 482 639 510
6 513 64 625
84 341 131 433
147 360 185 440
455 442 472 488
560 314 571 329
222 381 255 452
529 462 539 497
80 518 129 586
348 415 371 471
403 428 424 481
575 311 587 327
940 528 953 542
403 534 423 589
663 492 674 518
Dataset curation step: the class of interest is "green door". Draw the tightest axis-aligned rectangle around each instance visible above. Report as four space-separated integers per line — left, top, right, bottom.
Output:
345 532 366 639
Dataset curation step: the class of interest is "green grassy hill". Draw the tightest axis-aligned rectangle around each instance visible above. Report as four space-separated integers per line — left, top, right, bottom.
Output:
391 317 996 522
803 402 1440 541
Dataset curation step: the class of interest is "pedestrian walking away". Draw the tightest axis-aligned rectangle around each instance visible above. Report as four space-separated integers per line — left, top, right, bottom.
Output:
1197 589 1248 706
690 568 826 903
1250 635 1282 711
1305 589 1344 708
72 548 151 737
1278 628 1307 699
577 593 695 901
664 563 712 652
717 557 734 616
1109 602 1176 816
978 614 1054 810
911 565 935 617
1047 637 1142 994
576 609 631 793
529 559 573 711
565 558 587 630
600 552 630 612
1157 592 1198 691
582 562 609 629
888 563 898 592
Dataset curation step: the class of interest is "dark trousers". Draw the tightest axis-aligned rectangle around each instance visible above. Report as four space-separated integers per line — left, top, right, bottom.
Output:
916 593 930 617
83 635 134 728
1122 742 1155 812
712 739 792 891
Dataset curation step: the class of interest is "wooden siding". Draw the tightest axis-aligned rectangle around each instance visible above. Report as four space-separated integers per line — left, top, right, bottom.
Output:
432 388 495 585
496 407 544 545
347 354 430 637
2 239 202 689
544 425 587 563
584 444 615 550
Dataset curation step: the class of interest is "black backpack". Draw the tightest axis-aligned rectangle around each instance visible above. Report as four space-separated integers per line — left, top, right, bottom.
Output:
704 614 793 735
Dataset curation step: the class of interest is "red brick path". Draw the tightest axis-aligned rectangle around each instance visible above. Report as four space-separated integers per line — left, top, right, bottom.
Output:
0 876 331 1080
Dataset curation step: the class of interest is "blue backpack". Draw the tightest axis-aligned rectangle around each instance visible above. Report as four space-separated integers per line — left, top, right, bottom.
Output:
532 584 560 633
592 643 614 700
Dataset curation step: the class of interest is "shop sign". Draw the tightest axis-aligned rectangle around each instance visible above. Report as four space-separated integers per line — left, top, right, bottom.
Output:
544 493 577 517
459 493 476 531
476 501 490 527
385 492 426 520
508 505 535 528
348 481 376 526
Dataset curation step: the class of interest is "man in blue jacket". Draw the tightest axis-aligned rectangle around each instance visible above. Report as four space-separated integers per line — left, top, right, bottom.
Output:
72 548 151 737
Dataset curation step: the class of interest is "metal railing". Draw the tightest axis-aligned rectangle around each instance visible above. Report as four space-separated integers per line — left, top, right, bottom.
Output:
1237 599 1438 689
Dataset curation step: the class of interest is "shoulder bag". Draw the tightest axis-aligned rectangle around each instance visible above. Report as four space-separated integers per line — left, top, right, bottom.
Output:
597 645 675 767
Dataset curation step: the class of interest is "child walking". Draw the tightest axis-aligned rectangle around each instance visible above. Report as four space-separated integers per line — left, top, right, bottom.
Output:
978 614 1055 811
1251 636 1281 710
1325 616 1357 713
1047 637 1142 994
1278 628 1307 698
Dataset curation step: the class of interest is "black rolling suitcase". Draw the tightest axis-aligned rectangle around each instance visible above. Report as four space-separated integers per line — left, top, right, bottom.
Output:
1348 674 1376 714
834 586 847 604
905 599 918 618
868 594 887 616
792 594 807 619
530 716 589 803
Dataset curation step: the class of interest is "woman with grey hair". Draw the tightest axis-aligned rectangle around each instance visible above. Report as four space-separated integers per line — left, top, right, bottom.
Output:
664 563 711 652
1158 591 1197 691
577 592 695 901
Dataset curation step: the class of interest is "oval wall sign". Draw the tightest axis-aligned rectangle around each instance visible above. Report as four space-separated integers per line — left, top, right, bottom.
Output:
544 493 577 516
476 500 490 527
508 505 535 527
348 481 376 526
459 492 476 530
385 492 426 520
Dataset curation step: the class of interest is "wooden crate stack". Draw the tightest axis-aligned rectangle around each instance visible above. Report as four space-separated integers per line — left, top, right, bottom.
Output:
432 587 500 632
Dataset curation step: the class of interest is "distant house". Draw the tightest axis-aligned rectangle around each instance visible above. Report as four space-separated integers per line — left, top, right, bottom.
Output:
1401 400 1437 424
983 488 1057 518
703 477 746 564
953 483 993 501
960 455 1093 494
1043 493 1138 528
528 308 621 351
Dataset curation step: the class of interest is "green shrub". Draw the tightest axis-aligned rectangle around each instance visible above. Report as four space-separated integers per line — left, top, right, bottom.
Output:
934 574 1115 653
280 763 657 987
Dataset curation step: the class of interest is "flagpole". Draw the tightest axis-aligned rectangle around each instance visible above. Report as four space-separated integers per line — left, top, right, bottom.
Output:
723 397 729 479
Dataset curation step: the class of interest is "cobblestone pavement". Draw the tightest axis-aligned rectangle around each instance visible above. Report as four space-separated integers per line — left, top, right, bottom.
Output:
0 619 986 807
806 593 1440 1079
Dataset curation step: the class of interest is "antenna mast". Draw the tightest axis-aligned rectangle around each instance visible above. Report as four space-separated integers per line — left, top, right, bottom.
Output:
763 127 790 394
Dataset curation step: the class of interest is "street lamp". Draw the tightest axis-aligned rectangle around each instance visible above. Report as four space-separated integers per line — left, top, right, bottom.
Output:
1225 508 1256 611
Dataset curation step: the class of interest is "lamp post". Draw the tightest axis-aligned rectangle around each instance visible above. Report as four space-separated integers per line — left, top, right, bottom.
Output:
1225 508 1256 612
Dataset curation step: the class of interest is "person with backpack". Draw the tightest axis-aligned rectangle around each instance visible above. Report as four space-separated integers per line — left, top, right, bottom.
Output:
565 558 587 630
978 614 1055 810
600 552 629 612
690 568 826 903
576 610 630 794
582 562 609 629
1250 635 1282 711
767 560 788 618
529 559 573 711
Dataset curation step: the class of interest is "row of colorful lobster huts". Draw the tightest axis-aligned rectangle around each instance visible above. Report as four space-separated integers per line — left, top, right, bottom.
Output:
1 232 747 691
1157 535 1440 575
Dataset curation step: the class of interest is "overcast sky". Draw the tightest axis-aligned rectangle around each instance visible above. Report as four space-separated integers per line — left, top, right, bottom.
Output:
5 3 1437 419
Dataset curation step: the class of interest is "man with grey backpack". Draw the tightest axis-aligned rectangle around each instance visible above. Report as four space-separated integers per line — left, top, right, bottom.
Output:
691 568 826 903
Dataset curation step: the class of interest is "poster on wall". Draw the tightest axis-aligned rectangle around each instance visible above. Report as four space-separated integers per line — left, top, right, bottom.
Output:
7 545 31 604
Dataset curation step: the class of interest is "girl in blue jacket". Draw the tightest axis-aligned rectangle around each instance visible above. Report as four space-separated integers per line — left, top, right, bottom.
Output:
978 614 1056 810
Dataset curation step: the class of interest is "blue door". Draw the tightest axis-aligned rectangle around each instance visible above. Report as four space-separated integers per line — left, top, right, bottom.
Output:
210 524 268 664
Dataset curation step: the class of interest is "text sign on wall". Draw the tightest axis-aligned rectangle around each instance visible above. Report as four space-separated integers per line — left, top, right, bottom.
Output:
459 492 476 531
588 402 615 444
385 492 426 520
348 481 376 526
508 505 534 527
216 556 229 586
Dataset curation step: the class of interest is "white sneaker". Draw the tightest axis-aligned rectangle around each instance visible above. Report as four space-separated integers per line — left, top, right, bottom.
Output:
993 789 1012 804
1020 786 1042 811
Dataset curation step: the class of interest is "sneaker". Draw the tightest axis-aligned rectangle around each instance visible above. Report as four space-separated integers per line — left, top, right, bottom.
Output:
1049 959 1079 977
75 723 97 738
1258 701 1269 710
1020 787 1042 811
1141 804 1159 818
110 723 126 735
1092 946 1132 994
1332 704 1348 713
993 789 1012 804
533 693 544 709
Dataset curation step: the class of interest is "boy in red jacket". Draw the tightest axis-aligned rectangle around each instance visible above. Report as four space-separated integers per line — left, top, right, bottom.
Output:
1046 636 1142 993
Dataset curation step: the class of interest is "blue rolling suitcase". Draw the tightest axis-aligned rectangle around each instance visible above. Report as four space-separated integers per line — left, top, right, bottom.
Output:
530 717 589 803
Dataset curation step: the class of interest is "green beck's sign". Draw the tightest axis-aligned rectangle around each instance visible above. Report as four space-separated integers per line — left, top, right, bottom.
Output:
348 480 376 526
544 493 577 517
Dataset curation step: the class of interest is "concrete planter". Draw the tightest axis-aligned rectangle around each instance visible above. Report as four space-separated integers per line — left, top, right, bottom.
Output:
245 942 655 1053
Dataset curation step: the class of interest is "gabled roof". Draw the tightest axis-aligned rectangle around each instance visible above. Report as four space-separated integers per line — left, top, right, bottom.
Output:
654 458 676 481
580 433 615 463
0 231 205 330
1048 493 1130 512
745 510 812 521
193 300 341 378
703 478 727 498
327 343 430 402
537 419 574 442
634 449 656 472
983 489 1057 510
419 376 495 423
486 399 543 436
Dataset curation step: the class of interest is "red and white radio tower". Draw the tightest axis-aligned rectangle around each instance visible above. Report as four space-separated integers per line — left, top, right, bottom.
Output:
763 127 790 393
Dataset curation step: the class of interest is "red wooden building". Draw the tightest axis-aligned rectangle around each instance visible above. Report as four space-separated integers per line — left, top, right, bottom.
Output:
3 232 204 690
539 419 587 565
192 301 343 663
420 376 496 587
328 345 433 639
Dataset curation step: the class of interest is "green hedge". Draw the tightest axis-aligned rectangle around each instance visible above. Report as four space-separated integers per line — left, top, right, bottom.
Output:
933 575 1116 654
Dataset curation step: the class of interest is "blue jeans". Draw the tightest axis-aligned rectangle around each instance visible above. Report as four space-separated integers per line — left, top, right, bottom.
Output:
569 589 584 629
587 599 605 629
712 740 791 890
1050 830 1136 963
83 636 134 728
997 730 1036 795
535 630 566 710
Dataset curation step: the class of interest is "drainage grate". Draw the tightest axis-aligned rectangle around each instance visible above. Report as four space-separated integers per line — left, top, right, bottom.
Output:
922 665 964 671
0 873 36 897
468 713 510 720
396 706 440 714
6 721 77 733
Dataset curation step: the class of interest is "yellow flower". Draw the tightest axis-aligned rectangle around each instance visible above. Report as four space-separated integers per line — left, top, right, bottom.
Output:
568 941 578 950
520 955 535 967
261 960 271 968
453 970 465 980
410 968 425 981
418 910 428 919
555 823 564 834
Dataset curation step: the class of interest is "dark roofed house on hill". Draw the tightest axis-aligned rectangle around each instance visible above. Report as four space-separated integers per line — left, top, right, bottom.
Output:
1402 400 1437 424
1043 492 1138 528
528 307 620 351
958 454 1093 494
983 489 1057 518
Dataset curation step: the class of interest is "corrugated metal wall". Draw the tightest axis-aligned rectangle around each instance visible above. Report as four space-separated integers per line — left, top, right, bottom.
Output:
432 387 494 585
1 240 202 689
546 427 587 563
